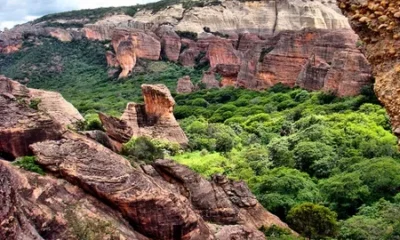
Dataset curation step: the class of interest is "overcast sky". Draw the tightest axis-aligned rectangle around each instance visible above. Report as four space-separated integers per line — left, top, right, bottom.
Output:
0 0 155 30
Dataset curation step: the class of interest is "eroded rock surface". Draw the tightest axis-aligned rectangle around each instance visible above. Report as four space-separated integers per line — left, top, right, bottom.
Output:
151 159 291 231
0 160 149 240
101 84 189 146
31 132 212 240
337 0 400 142
112 29 161 78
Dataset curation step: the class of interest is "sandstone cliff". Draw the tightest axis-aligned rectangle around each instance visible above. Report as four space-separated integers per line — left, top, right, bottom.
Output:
0 0 373 95
336 0 400 142
0 81 292 239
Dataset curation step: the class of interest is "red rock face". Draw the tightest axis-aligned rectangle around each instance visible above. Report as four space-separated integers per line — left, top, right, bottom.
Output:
0 76 84 158
201 71 220 89
156 25 182 62
176 29 372 96
106 50 120 67
111 29 161 78
0 160 149 240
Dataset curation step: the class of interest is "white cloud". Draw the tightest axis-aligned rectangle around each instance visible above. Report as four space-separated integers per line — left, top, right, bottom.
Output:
0 0 156 30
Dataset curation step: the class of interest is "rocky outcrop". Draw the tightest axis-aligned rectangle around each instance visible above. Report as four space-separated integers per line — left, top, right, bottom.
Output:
0 94 64 159
156 25 182 62
177 76 195 94
336 0 400 143
0 83 292 239
31 132 212 240
0 76 84 158
255 29 372 96
0 160 149 240
151 159 290 231
30 89 84 127
101 84 188 146
111 29 161 78
209 225 265 240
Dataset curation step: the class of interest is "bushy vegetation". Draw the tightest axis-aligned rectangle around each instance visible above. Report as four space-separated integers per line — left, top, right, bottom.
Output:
12 156 45 175
122 137 180 164
172 85 400 238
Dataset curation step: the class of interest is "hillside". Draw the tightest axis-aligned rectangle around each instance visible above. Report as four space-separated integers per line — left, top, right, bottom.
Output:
1 0 400 239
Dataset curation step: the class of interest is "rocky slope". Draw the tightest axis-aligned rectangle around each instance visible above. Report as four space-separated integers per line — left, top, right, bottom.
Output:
0 76 291 239
0 0 373 96
336 0 400 143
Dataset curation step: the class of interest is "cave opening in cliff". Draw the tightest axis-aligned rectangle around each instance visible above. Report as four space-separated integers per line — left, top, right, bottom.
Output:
0 151 15 161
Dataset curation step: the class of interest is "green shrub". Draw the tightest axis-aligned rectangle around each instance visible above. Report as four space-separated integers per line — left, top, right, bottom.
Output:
176 31 198 41
287 203 338 239
84 114 104 131
122 137 164 164
29 98 41 110
12 156 45 175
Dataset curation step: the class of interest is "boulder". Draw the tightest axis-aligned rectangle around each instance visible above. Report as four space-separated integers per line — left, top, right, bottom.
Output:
176 76 195 94
210 225 265 240
98 112 132 143
99 84 188 146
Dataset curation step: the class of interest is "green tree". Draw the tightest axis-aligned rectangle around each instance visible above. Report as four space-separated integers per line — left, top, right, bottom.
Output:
122 137 164 163
319 172 370 218
287 203 338 239
255 167 321 219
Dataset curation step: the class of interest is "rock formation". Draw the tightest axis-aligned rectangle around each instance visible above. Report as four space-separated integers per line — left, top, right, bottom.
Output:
134 0 350 34
112 29 161 78
0 76 83 158
100 84 189 146
0 81 292 239
0 160 149 240
336 0 400 144
177 75 195 94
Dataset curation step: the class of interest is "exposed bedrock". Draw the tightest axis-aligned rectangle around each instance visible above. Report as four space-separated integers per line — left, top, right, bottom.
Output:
0 76 82 158
0 160 150 240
